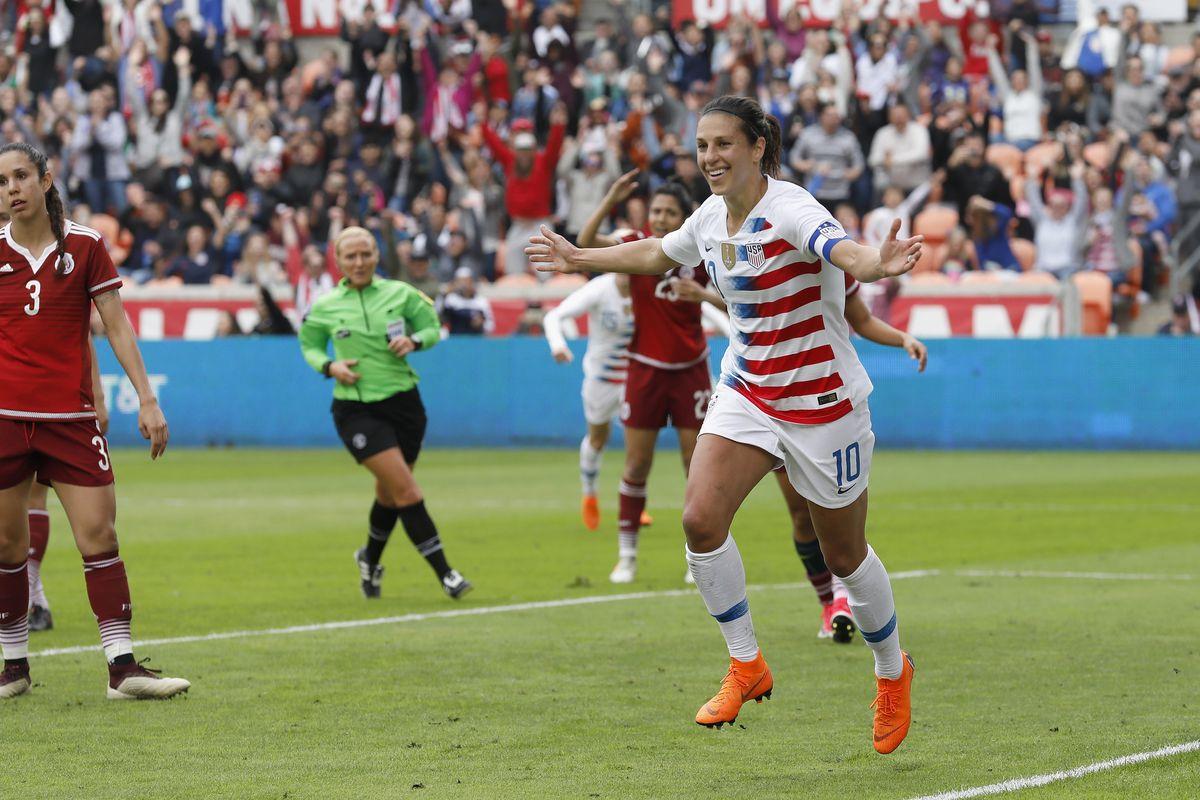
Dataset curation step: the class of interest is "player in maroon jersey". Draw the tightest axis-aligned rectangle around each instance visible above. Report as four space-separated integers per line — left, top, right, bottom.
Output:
25 339 109 633
0 142 189 700
577 172 725 584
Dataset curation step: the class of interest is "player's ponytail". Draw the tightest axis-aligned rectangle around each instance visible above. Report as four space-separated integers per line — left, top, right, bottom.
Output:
0 142 68 274
700 95 783 178
46 184 67 273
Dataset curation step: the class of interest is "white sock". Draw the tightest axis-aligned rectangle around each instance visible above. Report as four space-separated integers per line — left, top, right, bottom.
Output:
831 574 848 603
617 533 638 559
686 534 759 661
838 545 902 679
579 436 602 496
27 559 48 610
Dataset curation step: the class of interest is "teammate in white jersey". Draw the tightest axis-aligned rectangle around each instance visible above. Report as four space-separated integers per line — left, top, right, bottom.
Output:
527 95 923 753
543 274 635 530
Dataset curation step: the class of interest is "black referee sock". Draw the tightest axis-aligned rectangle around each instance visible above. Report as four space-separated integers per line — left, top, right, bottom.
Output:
397 500 451 580
365 501 401 566
793 538 828 576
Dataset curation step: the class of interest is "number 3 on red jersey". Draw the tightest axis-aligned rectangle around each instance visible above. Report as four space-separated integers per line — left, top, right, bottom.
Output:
24 279 40 316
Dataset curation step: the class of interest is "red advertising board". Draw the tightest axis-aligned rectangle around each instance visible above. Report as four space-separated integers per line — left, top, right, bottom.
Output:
889 293 1062 338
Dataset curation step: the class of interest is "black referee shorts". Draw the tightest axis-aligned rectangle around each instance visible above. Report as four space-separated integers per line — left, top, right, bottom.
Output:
331 388 427 465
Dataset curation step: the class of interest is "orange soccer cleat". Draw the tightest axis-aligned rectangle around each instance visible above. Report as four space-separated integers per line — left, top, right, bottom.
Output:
639 510 654 527
871 651 915 754
695 651 773 728
581 495 600 531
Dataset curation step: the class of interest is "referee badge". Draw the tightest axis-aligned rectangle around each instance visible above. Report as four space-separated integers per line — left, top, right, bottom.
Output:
721 242 736 270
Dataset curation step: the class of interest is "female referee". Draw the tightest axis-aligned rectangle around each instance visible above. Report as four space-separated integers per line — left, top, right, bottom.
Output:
527 96 922 753
299 227 471 601
0 142 189 700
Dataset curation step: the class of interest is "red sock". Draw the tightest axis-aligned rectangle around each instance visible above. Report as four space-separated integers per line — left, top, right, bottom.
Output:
617 480 647 558
83 551 133 662
0 560 29 660
27 511 49 563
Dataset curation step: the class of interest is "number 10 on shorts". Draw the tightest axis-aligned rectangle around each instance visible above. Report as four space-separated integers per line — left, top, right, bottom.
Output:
833 443 860 488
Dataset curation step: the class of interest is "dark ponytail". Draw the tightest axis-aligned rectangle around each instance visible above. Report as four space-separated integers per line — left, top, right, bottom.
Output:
700 95 783 178
0 142 68 274
651 179 695 217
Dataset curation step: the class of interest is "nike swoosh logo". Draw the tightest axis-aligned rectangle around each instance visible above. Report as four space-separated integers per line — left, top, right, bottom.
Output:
704 245 713 252
875 725 904 742
837 485 855 495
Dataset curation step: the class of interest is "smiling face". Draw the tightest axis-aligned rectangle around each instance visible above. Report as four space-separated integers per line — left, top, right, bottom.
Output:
0 149 50 222
648 192 686 238
695 112 763 198
336 229 379 289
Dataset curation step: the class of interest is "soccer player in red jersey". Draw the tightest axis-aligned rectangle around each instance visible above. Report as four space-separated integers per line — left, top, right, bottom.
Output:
25 340 109 633
529 96 923 752
0 143 189 700
577 173 727 585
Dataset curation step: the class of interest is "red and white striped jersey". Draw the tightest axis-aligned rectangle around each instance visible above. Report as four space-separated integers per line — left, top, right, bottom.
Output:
0 220 121 421
661 177 872 425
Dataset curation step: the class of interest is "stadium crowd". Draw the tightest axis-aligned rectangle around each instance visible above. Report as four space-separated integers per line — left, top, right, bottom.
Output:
1 0 1198 333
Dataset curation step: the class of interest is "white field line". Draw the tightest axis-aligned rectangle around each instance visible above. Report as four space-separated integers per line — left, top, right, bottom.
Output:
956 569 1195 581
908 739 1200 800
26 571 936 660
26 568 1192 660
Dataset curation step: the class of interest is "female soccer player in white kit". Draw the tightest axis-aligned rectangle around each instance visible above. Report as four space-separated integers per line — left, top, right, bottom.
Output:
542 274 635 530
527 95 922 753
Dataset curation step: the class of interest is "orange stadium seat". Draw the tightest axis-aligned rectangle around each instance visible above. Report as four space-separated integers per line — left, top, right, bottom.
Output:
959 270 1002 285
913 242 946 273
1072 271 1113 335
909 271 951 284
1083 141 1112 171
88 213 131 266
1016 271 1058 286
1011 238 1037 271
546 274 587 291
986 144 1024 178
494 273 537 290
1023 141 1060 177
913 206 959 245
1166 45 1194 73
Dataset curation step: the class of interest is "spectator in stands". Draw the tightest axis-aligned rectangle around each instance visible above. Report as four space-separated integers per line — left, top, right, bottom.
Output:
789 105 864 213
17 7 58 99
480 105 566 278
856 31 899 134
869 104 932 196
1158 295 1198 335
251 286 296 335
439 268 494 335
942 226 978 274
128 49 191 192
987 32 1043 150
435 228 483 283
1026 161 1089 277
944 133 1014 217
1048 69 1106 133
558 126 620 242
1062 3 1122 78
71 87 131 215
862 179 932 249
1111 32 1164 138
931 56 969 109
169 224 223 285
1168 110 1200 269
233 231 288 288
965 196 1020 271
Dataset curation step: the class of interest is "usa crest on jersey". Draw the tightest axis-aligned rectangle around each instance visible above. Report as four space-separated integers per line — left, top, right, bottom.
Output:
745 243 765 269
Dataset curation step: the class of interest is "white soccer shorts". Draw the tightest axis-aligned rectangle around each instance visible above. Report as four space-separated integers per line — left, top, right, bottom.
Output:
581 379 624 426
700 387 875 509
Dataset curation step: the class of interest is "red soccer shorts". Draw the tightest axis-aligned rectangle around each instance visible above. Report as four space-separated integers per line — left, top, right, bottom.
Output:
0 419 115 489
621 359 713 431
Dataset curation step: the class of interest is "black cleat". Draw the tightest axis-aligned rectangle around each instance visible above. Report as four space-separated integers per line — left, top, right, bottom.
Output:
354 548 384 599
28 605 53 632
441 569 472 600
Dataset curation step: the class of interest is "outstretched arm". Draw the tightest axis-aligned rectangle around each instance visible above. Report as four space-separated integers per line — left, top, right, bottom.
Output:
828 219 924 282
93 290 168 458
527 227 677 276
844 290 927 371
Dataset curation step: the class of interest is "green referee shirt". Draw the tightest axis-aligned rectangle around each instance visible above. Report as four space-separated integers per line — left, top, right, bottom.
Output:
299 277 441 402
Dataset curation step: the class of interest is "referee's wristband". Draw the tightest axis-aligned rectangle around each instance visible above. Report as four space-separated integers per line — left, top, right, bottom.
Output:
321 360 333 377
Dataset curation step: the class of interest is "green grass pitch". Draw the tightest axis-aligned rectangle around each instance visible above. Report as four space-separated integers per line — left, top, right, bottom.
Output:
3 448 1198 799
